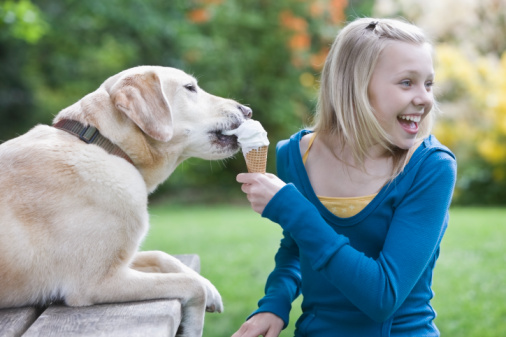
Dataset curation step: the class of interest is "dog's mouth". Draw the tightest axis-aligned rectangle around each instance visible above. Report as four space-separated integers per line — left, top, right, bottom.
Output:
212 130 238 146
210 122 242 149
217 131 238 142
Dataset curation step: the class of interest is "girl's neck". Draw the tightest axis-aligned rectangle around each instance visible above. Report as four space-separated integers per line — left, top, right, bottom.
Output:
321 135 391 171
303 133 394 198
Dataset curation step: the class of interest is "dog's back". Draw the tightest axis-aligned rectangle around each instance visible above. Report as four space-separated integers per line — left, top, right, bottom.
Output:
0 125 148 308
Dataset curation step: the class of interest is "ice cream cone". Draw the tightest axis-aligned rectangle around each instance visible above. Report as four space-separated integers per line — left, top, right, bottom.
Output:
244 146 268 173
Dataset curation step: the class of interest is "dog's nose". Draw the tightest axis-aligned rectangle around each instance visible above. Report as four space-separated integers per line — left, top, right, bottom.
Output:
238 105 252 119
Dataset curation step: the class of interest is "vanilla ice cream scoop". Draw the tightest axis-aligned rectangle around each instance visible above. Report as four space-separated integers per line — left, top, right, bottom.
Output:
223 120 269 173
223 119 269 154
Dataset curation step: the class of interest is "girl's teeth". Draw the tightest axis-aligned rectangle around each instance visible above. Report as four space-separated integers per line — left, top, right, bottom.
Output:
398 115 421 122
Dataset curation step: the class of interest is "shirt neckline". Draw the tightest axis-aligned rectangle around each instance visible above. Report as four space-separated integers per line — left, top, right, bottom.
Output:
289 130 426 225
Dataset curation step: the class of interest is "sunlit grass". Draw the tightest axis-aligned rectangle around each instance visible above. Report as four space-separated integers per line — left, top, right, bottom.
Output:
432 207 506 337
143 205 506 337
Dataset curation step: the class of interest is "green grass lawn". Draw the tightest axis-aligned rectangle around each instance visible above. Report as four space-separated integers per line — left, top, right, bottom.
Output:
432 208 506 337
143 205 506 337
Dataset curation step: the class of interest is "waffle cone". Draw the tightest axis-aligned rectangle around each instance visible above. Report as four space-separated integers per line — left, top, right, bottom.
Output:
244 146 268 173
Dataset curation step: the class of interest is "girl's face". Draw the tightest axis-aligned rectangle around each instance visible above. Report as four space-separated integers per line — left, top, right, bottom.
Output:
368 41 434 150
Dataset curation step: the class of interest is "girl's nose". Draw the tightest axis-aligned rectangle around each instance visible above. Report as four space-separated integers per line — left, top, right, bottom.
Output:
413 86 433 107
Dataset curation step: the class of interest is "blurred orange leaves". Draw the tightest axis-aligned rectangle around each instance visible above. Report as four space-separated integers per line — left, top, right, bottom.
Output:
280 0 348 70
187 8 210 24
280 10 308 32
310 46 330 70
329 0 348 24
280 10 311 52
186 0 223 23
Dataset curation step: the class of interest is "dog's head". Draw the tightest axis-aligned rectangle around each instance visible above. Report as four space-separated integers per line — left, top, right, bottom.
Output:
55 66 252 191
104 66 251 160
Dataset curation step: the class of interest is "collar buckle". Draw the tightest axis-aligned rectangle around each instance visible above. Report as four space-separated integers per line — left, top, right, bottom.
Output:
79 125 99 144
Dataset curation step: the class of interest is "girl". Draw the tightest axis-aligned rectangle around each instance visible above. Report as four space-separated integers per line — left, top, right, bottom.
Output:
232 18 457 337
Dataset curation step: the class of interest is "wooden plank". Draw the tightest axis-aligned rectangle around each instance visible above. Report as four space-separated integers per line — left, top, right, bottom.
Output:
22 300 181 337
0 307 44 337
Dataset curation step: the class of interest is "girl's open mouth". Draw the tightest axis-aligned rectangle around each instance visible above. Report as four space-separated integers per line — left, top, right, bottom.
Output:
398 115 421 134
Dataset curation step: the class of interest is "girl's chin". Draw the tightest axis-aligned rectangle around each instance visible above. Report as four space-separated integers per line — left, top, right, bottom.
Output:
392 136 418 150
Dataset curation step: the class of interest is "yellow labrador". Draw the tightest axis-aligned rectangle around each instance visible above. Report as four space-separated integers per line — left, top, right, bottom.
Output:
0 66 251 337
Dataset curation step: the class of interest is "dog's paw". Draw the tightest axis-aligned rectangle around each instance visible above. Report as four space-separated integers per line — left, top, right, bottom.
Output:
203 279 223 313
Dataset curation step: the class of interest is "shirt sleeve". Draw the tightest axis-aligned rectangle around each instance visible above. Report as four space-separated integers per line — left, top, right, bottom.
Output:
248 230 302 327
261 150 457 322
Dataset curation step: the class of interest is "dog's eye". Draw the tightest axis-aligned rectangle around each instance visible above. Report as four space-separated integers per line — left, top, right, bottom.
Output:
184 84 197 93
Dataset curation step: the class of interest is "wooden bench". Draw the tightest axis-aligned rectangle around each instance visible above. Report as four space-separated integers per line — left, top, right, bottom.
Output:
0 254 200 337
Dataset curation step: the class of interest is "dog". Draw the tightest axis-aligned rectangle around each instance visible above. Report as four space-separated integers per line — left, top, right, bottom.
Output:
0 66 252 337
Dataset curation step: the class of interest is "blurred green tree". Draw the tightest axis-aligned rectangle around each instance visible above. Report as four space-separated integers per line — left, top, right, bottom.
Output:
0 0 48 141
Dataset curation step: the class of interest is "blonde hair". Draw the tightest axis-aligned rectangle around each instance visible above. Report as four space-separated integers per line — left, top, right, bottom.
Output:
313 17 435 179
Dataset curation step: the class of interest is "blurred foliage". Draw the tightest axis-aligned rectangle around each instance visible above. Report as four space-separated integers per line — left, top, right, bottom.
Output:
0 0 351 201
0 0 48 141
0 0 48 43
3 0 503 205
434 46 506 205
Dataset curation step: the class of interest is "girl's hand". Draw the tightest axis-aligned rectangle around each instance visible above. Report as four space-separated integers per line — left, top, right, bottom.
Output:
236 173 286 214
231 312 284 337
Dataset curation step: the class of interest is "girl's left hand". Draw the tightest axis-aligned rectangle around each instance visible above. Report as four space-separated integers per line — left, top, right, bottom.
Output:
236 173 286 214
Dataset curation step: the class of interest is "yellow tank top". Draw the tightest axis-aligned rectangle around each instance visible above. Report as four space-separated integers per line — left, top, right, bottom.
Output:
303 133 376 218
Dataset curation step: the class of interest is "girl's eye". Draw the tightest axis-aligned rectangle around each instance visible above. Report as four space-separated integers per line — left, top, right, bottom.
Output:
425 81 434 89
184 84 197 93
400 80 411 87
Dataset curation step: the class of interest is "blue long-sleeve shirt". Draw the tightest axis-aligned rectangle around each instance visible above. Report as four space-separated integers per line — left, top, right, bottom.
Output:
250 130 457 336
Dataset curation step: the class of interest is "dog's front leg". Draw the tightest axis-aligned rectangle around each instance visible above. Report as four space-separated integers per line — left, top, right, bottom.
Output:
130 250 189 273
131 251 223 313
65 268 208 337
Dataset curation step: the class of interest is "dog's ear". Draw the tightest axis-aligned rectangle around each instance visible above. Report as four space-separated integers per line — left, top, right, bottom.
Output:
109 71 173 142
